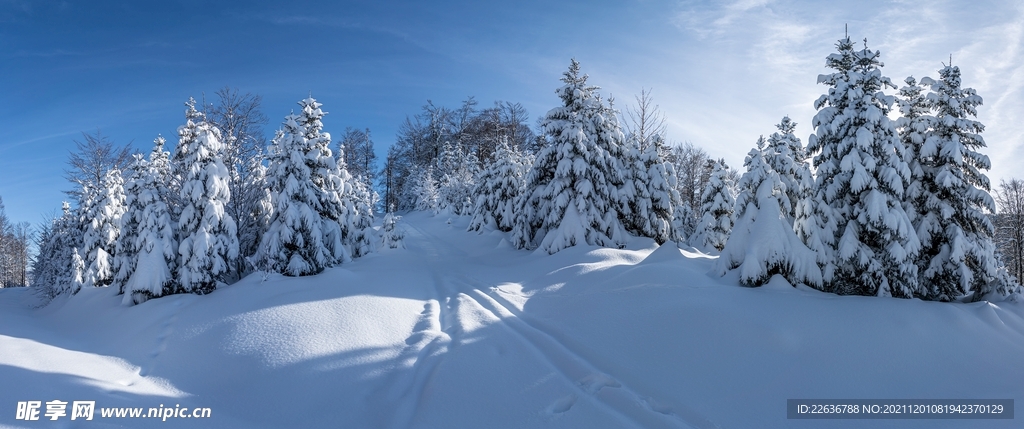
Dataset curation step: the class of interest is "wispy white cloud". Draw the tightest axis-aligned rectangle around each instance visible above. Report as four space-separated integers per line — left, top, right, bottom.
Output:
659 0 1024 182
958 3 1024 182
673 0 774 39
235 12 450 61
0 130 80 156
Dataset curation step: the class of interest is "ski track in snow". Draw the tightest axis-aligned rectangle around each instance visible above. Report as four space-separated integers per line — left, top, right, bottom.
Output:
382 297 451 429
375 241 468 429
403 221 719 429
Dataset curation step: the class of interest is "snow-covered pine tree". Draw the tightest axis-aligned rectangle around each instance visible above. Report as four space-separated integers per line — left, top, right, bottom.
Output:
379 210 405 249
29 220 55 294
111 155 145 295
793 179 836 288
334 142 374 259
81 168 126 289
413 166 440 213
690 159 735 252
895 76 932 295
169 98 204 218
237 152 272 269
765 116 813 222
468 136 529 232
31 202 82 300
258 114 335 276
511 59 628 254
807 37 918 298
120 150 179 304
69 247 86 295
799 37 859 287
177 122 239 292
436 141 478 216
896 76 931 216
297 97 348 265
914 65 1008 301
148 136 173 206
719 138 822 287
347 176 376 258
620 135 651 238
641 134 679 244
672 203 695 243
621 133 679 244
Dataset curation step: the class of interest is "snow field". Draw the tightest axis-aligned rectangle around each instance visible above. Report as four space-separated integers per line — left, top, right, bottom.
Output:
2 211 1023 428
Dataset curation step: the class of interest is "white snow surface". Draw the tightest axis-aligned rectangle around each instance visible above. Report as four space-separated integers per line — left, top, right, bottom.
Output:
2 211 1023 428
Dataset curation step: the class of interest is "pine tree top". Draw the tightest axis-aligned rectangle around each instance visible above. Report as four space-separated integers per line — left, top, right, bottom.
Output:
298 97 327 139
556 58 599 109
820 36 856 80
184 97 204 122
774 116 797 136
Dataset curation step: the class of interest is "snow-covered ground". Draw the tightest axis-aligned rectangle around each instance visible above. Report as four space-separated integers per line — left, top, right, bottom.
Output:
2 211 1022 428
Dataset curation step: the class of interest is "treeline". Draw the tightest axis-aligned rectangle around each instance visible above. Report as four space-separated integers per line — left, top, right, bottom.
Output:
405 45 1021 302
30 89 387 304
381 94 729 240
18 33 1024 305
0 198 32 288
381 98 538 212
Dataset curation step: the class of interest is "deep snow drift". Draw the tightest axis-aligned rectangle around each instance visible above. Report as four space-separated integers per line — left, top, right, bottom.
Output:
2 211 1022 428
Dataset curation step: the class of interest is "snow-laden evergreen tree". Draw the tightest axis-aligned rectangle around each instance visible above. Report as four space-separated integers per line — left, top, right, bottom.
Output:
111 156 145 295
896 76 931 220
912 65 1009 301
69 247 86 295
436 141 478 216
31 202 83 300
29 220 55 294
238 153 273 268
511 59 628 254
148 136 174 206
690 159 735 252
379 210 405 249
807 36 918 297
719 139 822 287
177 122 239 292
296 97 348 265
81 168 126 288
988 253 1022 300
764 117 824 270
412 166 440 213
335 142 374 259
118 151 178 305
468 137 530 232
258 114 336 276
672 203 695 243
169 98 204 218
347 176 376 258
895 76 934 296
646 136 684 243
765 116 813 222
621 134 679 244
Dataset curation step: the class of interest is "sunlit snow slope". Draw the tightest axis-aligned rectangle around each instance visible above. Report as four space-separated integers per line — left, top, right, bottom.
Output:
2 211 1023 428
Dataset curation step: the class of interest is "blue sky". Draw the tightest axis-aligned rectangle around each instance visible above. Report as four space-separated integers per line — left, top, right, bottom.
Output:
2 0 1022 225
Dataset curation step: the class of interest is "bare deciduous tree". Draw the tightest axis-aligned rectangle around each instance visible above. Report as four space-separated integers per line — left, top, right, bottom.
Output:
340 127 378 186
995 178 1024 283
0 197 32 288
63 131 134 206
625 88 667 152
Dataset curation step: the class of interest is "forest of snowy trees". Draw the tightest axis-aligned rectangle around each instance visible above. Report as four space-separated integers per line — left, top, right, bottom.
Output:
4 31 1023 304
